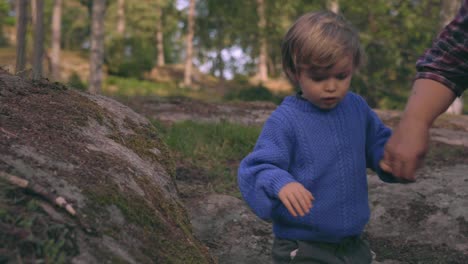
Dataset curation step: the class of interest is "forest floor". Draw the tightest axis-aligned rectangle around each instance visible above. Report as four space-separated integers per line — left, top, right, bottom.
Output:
122 95 468 264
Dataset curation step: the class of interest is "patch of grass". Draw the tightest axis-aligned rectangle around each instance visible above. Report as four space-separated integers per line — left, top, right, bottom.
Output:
159 120 261 196
103 75 223 101
104 75 176 97
224 85 285 105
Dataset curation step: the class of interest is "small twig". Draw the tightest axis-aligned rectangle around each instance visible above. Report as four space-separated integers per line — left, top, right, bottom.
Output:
0 127 18 138
0 171 76 216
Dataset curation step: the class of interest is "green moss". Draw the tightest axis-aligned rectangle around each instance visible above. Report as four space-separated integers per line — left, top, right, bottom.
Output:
70 91 109 126
109 119 176 179
135 176 193 237
84 181 211 263
86 184 162 229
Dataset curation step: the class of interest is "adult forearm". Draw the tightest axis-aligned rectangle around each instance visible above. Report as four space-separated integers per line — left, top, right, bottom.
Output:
401 79 457 127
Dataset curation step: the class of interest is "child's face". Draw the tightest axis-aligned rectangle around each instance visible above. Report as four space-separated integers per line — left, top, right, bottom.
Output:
296 57 353 110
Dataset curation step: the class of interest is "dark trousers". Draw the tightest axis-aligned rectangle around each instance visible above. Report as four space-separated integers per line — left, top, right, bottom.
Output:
272 236 373 264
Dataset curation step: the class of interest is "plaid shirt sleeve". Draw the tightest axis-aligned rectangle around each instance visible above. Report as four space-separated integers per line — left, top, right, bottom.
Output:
415 0 468 96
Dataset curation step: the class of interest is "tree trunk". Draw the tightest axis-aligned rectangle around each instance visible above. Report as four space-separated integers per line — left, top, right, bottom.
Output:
31 0 37 28
256 0 268 83
183 0 195 87
156 1 165 66
215 50 224 81
15 0 28 74
440 0 463 115
328 0 339 14
117 0 125 35
51 0 62 81
89 0 106 94
32 0 44 80
215 23 224 81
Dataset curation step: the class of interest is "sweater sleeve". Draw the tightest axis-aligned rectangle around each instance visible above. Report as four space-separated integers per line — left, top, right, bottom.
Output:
237 116 297 221
364 106 399 183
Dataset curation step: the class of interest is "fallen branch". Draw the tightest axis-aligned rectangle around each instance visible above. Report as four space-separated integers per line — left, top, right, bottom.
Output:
0 171 76 216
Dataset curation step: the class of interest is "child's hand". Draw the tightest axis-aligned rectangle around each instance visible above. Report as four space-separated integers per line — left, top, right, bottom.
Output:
379 160 392 173
278 182 314 217
380 159 414 184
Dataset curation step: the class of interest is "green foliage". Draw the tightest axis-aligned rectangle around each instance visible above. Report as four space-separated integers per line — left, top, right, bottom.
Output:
160 120 260 195
464 98 468 115
106 0 181 63
196 0 446 109
105 36 155 78
104 75 176 97
67 72 87 91
341 0 440 108
61 1 90 50
224 85 284 104
0 1 11 46
103 75 223 101
196 0 258 77
9 0 455 110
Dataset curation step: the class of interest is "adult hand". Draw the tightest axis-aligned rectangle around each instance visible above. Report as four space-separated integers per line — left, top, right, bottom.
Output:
380 117 430 182
278 182 314 217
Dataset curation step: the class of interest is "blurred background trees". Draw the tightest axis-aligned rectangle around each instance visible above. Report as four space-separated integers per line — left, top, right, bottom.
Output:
1 0 464 112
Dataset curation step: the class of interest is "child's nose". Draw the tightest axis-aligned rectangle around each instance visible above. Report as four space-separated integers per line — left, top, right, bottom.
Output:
324 80 337 92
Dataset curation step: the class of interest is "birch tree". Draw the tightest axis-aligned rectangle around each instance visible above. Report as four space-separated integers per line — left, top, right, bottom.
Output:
89 0 106 94
32 0 44 80
117 0 125 35
15 0 27 74
256 0 267 82
156 0 165 66
31 0 37 27
51 0 62 81
183 0 195 87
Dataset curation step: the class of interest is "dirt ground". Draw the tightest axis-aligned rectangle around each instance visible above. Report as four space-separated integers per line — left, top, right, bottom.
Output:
123 95 468 264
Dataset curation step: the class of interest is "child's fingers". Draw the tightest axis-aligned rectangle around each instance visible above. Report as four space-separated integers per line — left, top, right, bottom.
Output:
281 196 298 217
289 195 305 216
296 191 312 211
291 192 309 215
379 160 393 173
302 189 314 207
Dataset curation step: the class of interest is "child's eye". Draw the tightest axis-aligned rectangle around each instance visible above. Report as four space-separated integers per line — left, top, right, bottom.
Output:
308 74 327 82
335 73 349 80
311 76 327 82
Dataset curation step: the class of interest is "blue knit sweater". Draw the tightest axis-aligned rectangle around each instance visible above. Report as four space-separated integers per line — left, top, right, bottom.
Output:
238 92 397 243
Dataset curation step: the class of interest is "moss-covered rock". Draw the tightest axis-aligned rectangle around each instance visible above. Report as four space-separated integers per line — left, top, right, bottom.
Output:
0 70 214 263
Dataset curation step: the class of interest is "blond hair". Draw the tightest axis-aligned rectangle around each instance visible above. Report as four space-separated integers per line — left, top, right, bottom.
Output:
282 11 364 86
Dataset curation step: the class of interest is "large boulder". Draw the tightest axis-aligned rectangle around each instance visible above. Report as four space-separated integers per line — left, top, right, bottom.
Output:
0 70 214 263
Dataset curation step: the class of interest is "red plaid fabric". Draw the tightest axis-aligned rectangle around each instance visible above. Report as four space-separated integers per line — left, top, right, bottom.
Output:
415 0 468 96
